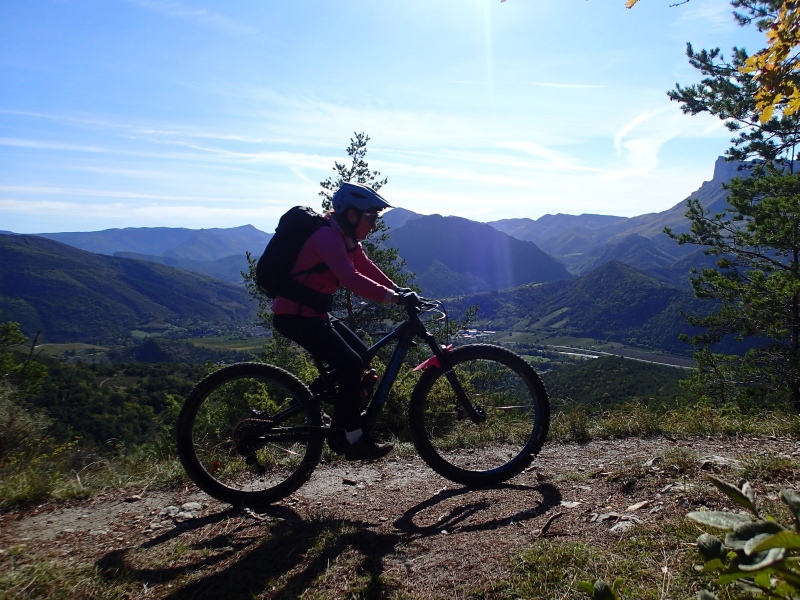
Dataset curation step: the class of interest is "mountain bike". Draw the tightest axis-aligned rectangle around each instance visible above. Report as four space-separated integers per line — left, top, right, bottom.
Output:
176 298 550 509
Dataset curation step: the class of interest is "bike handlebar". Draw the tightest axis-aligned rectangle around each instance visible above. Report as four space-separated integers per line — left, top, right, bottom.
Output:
402 296 441 318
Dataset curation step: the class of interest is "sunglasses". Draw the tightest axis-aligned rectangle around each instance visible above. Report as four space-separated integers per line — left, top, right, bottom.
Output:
361 212 379 225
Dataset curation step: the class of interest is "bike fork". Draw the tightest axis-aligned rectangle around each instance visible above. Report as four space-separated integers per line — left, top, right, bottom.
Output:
422 336 487 425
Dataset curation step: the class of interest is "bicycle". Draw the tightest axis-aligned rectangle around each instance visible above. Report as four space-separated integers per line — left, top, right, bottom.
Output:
176 298 550 509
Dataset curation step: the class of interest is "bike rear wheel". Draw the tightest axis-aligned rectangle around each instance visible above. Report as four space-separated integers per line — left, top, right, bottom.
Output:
409 344 550 486
176 362 323 508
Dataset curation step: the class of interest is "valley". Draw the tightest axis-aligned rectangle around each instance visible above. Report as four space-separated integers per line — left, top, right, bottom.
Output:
0 156 740 368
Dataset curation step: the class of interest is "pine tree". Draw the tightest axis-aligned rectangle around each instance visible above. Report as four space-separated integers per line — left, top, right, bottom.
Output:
242 132 417 363
317 132 416 339
666 23 800 407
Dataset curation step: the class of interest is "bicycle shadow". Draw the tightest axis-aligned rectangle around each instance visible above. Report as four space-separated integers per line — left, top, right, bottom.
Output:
94 483 562 599
166 515 398 599
393 482 562 536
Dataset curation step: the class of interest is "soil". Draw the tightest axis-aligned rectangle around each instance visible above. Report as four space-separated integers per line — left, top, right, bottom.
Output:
2 436 799 599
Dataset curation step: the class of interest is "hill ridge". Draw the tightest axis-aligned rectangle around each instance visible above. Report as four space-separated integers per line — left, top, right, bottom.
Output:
0 234 253 343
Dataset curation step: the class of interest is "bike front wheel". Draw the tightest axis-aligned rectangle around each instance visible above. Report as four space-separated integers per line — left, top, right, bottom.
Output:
409 344 550 486
176 362 323 508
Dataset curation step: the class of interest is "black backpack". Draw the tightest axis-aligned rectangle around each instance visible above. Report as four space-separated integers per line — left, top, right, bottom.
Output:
256 206 333 313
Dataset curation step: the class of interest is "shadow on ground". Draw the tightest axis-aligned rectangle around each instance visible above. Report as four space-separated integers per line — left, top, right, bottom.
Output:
95 483 562 599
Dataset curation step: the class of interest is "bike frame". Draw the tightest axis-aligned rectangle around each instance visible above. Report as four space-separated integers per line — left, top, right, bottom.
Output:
312 304 485 436
256 304 486 446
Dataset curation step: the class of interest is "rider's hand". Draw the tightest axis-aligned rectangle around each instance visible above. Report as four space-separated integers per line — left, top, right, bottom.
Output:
396 291 422 308
394 286 414 295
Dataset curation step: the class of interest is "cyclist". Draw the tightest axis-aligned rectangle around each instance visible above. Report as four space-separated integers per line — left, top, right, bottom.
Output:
271 182 416 460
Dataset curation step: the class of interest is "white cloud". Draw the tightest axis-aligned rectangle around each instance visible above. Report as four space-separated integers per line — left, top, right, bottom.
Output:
494 141 573 166
127 0 254 33
0 137 106 153
610 105 729 178
0 198 291 229
673 1 739 35
531 82 605 90
0 186 206 202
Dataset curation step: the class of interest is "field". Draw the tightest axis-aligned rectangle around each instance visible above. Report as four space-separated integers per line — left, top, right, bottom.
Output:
12 342 109 358
187 336 271 353
493 332 696 369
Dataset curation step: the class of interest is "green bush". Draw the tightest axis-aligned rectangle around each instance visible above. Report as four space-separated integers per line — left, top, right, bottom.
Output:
688 475 800 599
0 382 52 459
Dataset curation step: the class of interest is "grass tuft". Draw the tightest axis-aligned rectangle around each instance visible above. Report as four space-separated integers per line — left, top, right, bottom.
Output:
493 521 703 599
736 452 800 483
548 400 800 443
0 544 138 599
0 441 186 510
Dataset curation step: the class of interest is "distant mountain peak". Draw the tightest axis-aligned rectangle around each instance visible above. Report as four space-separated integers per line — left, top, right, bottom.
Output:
388 213 570 295
710 157 747 183
34 225 272 261
381 207 424 230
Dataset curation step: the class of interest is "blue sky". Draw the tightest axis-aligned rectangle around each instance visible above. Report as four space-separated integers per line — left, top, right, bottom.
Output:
1 0 765 233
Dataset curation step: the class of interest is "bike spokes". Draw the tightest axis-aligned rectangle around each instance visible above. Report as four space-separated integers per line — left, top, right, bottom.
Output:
410 344 549 486
180 365 323 501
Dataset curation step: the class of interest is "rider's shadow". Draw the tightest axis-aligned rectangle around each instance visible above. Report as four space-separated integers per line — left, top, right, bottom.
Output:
94 484 562 599
393 482 562 536
97 503 401 600
160 514 400 600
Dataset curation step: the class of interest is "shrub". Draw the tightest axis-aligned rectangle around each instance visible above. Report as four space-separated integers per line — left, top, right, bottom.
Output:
688 475 800 599
0 382 52 459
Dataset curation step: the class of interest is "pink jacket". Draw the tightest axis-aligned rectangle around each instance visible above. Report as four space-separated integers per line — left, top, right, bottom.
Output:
271 216 397 317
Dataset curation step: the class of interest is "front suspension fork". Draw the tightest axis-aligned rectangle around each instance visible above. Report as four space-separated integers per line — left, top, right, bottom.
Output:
415 339 486 424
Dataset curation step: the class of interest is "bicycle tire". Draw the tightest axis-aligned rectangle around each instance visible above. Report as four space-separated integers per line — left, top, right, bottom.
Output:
409 344 550 486
176 362 323 508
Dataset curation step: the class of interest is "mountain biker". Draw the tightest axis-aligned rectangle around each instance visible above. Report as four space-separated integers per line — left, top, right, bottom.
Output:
271 182 417 461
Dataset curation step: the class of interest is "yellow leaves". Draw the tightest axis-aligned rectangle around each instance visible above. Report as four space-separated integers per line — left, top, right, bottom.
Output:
743 50 785 122
787 88 800 115
743 4 800 122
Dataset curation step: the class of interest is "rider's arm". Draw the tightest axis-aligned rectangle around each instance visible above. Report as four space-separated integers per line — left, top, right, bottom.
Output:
313 228 397 303
353 245 397 286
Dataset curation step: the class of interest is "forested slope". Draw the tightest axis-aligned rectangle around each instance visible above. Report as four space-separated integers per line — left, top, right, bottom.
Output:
0 234 253 343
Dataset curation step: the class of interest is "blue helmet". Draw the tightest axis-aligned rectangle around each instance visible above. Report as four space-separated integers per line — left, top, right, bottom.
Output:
332 182 392 215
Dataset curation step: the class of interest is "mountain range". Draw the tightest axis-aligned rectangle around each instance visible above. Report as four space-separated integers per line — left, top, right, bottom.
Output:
0 234 254 343
487 157 737 283
23 156 738 291
387 215 569 296
443 260 706 355
37 225 271 283
1 156 744 349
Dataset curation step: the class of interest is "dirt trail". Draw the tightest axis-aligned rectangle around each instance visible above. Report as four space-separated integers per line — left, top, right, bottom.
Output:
2 436 798 598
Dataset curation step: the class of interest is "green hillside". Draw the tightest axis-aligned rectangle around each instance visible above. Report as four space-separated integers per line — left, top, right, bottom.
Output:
0 234 254 343
445 261 704 354
543 355 685 407
113 252 249 283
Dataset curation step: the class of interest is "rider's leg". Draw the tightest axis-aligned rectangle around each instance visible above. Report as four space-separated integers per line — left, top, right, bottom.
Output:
272 314 392 460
